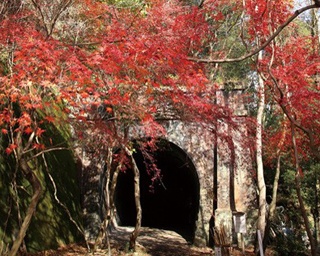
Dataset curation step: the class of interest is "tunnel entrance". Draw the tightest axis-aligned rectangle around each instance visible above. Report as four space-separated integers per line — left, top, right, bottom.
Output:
114 140 200 243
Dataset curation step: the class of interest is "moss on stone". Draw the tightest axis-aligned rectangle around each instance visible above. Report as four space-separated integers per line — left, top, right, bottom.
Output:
0 123 83 253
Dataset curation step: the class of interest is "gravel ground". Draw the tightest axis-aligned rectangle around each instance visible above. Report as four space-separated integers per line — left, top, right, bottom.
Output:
29 226 260 255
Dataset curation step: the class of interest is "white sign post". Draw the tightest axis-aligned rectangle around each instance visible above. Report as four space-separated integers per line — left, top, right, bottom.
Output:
215 246 222 256
257 230 264 256
233 212 246 234
233 212 246 253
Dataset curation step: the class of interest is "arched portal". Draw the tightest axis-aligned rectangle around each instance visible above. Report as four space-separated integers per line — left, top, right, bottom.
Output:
114 140 200 243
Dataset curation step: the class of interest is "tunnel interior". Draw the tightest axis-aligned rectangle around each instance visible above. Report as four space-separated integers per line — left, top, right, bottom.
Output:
114 140 200 243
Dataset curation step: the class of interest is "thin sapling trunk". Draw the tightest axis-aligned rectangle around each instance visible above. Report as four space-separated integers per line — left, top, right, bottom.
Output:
8 158 42 256
291 122 317 256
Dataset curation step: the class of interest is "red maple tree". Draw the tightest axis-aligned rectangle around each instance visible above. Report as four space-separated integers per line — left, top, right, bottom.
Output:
1 0 319 254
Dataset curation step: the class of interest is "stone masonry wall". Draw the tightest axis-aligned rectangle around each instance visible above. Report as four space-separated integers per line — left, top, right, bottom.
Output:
161 120 215 246
78 86 257 246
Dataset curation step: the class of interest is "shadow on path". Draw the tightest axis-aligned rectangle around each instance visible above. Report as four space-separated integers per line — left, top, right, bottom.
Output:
109 226 213 256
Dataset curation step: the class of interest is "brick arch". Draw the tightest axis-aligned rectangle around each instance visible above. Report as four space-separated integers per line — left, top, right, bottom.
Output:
79 117 256 246
161 120 215 245
114 139 200 243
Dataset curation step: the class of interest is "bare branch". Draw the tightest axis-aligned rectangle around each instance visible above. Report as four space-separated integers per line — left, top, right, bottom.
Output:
31 0 48 35
198 0 205 8
26 147 69 161
47 0 73 37
40 151 87 247
189 4 319 63
23 131 36 152
31 0 73 38
267 61 320 161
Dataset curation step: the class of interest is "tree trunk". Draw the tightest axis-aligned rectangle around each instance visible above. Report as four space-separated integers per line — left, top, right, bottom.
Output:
263 123 287 250
312 170 319 248
129 157 142 251
8 158 42 256
94 148 113 254
256 53 267 243
263 154 280 250
316 174 320 246
110 162 121 227
291 123 317 256
123 147 142 252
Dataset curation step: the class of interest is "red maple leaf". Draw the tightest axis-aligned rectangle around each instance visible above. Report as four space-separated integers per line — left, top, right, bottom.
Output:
24 127 33 135
45 116 55 123
36 128 45 137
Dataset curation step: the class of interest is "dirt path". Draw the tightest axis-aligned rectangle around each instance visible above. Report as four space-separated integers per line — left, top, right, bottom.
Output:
29 226 214 255
109 226 213 256
30 227 258 255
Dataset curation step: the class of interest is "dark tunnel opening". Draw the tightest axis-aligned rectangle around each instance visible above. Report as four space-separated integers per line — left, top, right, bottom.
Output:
114 140 200 243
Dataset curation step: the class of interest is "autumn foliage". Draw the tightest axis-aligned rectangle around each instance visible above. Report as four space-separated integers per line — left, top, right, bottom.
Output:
0 1 228 254
0 0 320 254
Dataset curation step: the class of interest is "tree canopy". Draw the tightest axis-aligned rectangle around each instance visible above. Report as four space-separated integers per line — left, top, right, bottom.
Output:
1 0 320 255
